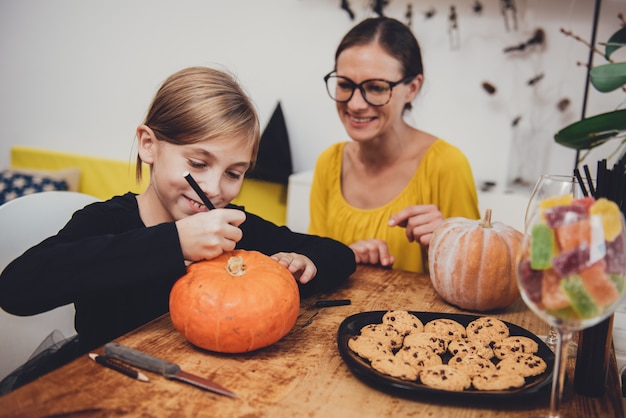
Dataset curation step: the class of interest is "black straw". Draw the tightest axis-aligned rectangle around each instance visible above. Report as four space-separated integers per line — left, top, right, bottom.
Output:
582 165 596 197
574 168 589 197
183 171 216 210
593 159 625 218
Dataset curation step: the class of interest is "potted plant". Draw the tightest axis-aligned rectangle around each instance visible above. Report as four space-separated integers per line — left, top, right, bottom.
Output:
554 25 626 165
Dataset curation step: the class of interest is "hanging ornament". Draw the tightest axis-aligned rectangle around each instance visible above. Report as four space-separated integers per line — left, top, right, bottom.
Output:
527 73 544 86
500 0 518 32
372 0 389 17
557 98 571 112
340 0 355 20
448 5 460 50
424 6 436 20
481 81 497 95
472 1 483 15
503 28 545 53
405 4 413 27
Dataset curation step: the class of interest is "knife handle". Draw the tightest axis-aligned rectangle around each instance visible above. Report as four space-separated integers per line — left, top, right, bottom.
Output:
104 342 181 376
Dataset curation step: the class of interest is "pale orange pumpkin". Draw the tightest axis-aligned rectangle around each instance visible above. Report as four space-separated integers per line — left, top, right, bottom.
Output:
428 209 523 311
169 250 300 353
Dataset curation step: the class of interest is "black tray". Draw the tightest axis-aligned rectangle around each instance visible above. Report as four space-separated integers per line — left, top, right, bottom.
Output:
337 311 554 401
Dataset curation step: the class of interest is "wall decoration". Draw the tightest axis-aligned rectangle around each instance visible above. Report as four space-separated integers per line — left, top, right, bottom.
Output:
527 73 544 86
405 4 413 27
424 7 436 20
371 0 389 17
481 81 497 95
557 98 571 112
472 1 483 15
500 0 518 32
503 28 545 53
448 5 460 50
341 0 356 20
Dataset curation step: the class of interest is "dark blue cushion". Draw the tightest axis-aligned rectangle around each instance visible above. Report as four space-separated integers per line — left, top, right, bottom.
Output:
0 170 69 205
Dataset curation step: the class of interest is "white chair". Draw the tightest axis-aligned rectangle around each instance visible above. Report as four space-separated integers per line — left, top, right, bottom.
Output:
0 191 100 381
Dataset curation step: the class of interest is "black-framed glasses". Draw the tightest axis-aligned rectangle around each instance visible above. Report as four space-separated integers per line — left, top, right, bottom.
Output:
323 71 414 107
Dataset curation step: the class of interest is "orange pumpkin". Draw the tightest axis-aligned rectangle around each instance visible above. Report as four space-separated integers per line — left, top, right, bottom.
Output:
169 250 300 353
428 209 523 311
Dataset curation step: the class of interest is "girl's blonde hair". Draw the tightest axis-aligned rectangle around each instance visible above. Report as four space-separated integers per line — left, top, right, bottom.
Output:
136 66 260 181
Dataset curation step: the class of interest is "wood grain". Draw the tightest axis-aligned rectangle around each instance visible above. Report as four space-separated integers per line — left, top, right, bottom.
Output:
0 265 622 417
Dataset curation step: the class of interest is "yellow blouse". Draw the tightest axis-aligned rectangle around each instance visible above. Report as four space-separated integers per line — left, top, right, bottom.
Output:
308 140 480 273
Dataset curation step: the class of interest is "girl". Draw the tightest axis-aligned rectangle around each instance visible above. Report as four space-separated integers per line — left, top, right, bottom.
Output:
309 17 480 273
0 67 356 382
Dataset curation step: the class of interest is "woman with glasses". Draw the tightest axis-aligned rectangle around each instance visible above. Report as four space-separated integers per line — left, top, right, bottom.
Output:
309 17 480 273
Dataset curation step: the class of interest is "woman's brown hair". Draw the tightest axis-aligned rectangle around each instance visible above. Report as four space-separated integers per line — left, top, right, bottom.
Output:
334 17 424 111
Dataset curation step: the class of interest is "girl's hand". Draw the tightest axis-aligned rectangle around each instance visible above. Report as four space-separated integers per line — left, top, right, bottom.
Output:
349 239 395 267
271 252 317 284
176 208 246 262
388 204 443 246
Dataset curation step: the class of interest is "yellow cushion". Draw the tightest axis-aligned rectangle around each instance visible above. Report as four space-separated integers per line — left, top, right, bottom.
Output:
232 178 287 226
10 146 148 200
10 146 287 225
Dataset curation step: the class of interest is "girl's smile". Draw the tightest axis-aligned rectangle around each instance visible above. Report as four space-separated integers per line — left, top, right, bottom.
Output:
136 129 253 225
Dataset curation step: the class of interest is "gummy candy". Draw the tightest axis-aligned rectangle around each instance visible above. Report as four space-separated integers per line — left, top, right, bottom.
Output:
521 193 626 323
541 268 571 310
539 194 573 211
572 196 595 211
518 259 543 304
606 237 626 274
552 243 590 277
560 275 599 319
545 306 579 320
579 260 619 308
530 224 555 270
555 219 590 252
544 205 587 229
590 198 623 242
536 194 573 224
611 274 626 293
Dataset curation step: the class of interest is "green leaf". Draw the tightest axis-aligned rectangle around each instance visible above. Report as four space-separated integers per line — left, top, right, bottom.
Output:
554 109 626 150
605 26 626 60
589 63 626 92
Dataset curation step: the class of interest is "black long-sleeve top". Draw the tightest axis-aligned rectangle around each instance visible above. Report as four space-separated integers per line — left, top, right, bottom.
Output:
0 193 356 352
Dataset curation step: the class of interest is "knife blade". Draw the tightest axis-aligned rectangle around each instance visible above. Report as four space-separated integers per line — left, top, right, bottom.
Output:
103 342 236 398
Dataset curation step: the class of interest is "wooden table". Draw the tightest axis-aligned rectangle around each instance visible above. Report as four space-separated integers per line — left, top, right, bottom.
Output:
0 266 623 417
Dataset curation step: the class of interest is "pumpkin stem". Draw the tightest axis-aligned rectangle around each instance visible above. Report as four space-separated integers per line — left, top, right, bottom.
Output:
226 256 246 276
480 209 493 228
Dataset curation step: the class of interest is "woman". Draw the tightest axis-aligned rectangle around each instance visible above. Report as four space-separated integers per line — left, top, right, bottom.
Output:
309 17 479 273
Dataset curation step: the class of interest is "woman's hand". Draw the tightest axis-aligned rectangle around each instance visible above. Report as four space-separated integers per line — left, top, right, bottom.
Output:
388 204 443 246
271 252 317 284
349 239 395 268
176 208 246 262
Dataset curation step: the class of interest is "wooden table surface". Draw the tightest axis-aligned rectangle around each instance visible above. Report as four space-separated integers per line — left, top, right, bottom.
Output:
0 265 623 418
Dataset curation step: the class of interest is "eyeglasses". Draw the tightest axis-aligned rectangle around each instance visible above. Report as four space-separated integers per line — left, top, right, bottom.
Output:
323 71 414 107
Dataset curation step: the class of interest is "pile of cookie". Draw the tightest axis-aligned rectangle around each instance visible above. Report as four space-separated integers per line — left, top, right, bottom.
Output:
347 310 547 392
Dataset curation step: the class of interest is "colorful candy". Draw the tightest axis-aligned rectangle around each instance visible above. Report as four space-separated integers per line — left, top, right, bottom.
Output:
519 196 626 320
530 224 554 270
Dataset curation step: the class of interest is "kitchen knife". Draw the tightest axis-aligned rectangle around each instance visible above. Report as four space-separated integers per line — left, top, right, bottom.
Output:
104 342 236 398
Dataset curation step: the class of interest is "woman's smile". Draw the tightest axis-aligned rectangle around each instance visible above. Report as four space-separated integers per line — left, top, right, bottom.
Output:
349 114 376 124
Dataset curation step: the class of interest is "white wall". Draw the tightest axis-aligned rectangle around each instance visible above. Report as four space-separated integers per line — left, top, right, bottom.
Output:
1 0 624 193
